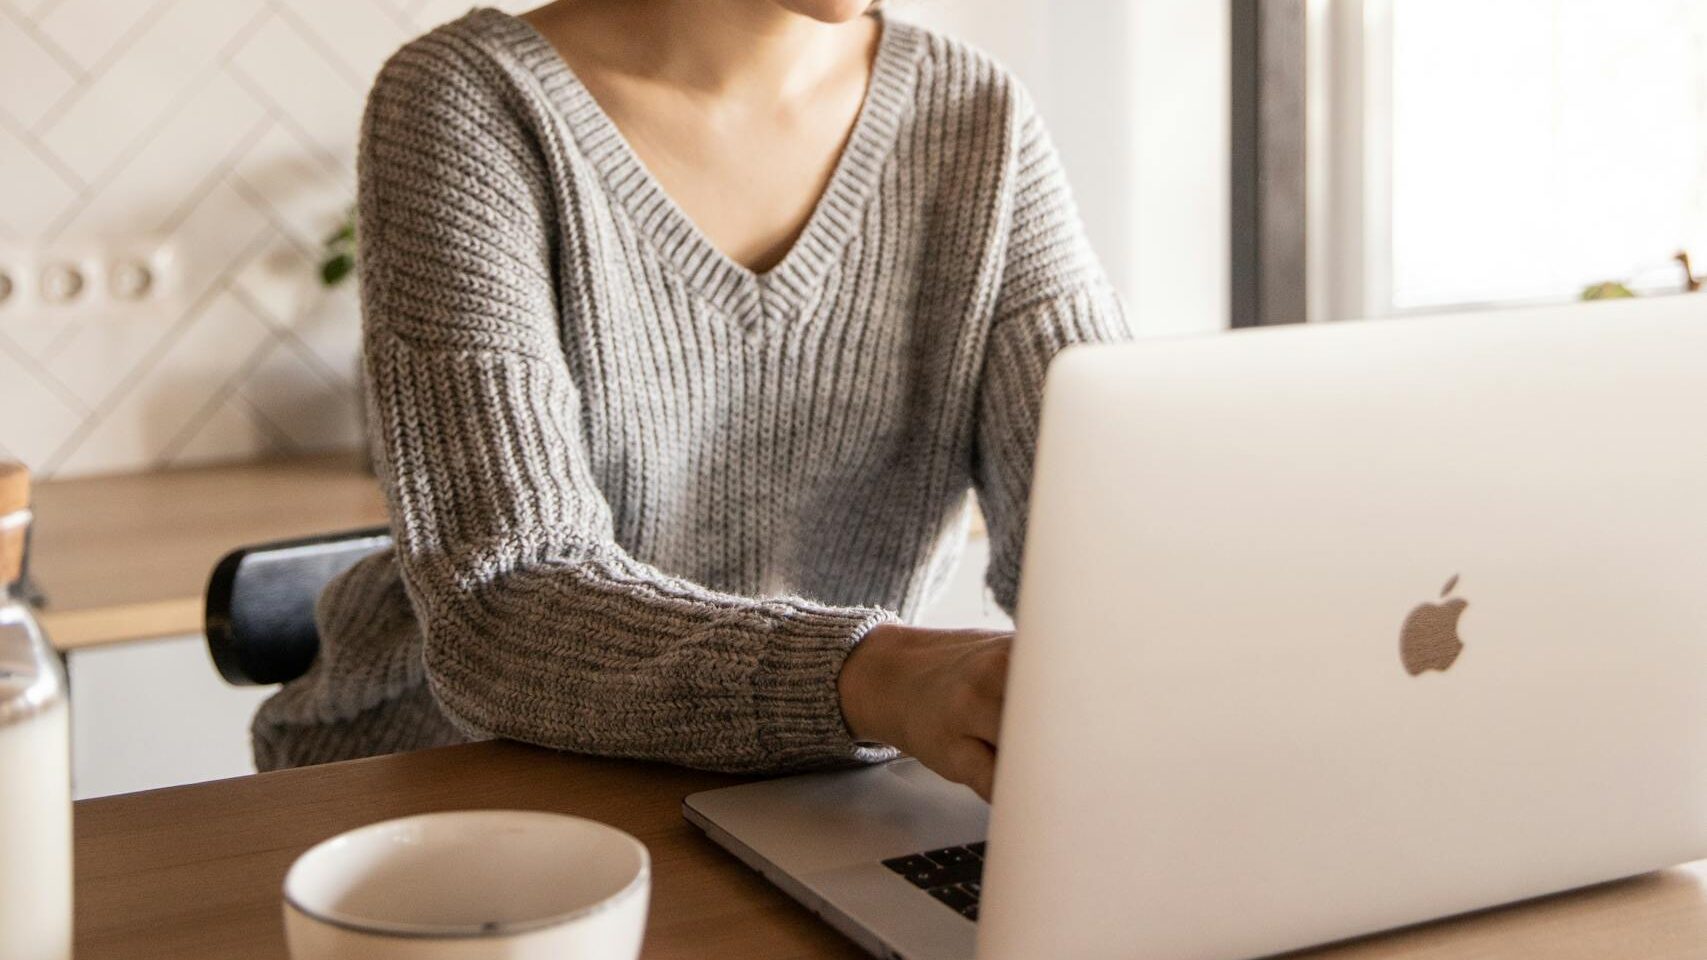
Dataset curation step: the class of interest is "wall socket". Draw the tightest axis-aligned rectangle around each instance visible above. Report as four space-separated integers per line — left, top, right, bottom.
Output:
0 242 180 318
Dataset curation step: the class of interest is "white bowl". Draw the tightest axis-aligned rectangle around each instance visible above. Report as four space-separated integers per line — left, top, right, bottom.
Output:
283 810 649 960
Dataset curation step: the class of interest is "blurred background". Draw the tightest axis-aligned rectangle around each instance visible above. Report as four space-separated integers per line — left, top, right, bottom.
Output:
0 0 1702 797
0 0 1701 480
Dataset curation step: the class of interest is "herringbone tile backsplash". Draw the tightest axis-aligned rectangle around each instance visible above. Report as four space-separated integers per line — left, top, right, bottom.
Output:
0 0 526 478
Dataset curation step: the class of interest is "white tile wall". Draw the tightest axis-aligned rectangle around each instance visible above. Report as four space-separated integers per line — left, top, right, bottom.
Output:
0 0 528 479
0 6 77 131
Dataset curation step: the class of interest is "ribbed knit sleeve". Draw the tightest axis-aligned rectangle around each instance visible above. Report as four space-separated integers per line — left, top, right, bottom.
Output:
974 97 1132 614
356 34 897 772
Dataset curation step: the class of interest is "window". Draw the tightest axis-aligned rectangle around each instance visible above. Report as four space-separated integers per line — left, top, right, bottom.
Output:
1308 0 1707 320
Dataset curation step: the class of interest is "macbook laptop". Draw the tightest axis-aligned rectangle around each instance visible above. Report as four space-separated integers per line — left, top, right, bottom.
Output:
684 296 1707 960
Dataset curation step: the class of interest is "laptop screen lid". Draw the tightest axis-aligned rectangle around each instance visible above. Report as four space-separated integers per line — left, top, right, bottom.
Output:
979 297 1707 960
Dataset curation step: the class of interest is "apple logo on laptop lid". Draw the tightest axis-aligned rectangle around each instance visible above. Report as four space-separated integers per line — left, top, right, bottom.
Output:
1400 575 1468 675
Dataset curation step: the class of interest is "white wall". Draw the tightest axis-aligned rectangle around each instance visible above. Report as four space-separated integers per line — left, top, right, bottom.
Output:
901 0 1231 338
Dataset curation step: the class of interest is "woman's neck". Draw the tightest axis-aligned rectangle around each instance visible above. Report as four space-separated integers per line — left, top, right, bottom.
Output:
525 0 871 101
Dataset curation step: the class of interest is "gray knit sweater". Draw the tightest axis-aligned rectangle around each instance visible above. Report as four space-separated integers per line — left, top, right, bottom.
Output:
252 8 1129 772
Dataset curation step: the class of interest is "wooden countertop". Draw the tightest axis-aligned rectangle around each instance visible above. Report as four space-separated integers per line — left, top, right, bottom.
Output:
31 453 387 651
73 739 1707 960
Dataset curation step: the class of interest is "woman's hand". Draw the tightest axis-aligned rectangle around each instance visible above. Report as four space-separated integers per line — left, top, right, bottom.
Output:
837 623 1013 801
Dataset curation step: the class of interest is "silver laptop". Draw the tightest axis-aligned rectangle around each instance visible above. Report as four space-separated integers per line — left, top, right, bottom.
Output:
684 296 1707 960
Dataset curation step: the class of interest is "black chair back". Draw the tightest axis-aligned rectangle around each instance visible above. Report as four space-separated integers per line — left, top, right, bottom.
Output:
205 527 392 686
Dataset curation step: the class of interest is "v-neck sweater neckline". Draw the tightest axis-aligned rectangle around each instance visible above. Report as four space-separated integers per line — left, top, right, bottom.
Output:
474 7 925 330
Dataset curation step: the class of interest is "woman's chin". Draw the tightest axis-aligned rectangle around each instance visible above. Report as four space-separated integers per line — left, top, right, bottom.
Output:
772 0 878 24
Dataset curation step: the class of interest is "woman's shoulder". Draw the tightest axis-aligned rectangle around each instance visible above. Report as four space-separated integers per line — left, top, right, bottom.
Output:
366 9 550 120
885 16 1038 125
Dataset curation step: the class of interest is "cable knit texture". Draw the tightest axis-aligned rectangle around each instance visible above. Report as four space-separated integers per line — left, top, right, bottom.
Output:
252 8 1130 773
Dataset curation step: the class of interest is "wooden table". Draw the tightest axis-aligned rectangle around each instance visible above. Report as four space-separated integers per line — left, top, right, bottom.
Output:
75 740 1707 960
31 453 387 651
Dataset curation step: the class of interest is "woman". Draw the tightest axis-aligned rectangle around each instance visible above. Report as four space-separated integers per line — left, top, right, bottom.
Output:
253 0 1129 801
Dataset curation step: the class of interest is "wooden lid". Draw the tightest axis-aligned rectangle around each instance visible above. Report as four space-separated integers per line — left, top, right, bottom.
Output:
0 462 28 586
0 462 27 514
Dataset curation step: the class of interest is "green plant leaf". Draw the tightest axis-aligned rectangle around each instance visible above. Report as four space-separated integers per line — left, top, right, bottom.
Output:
1581 281 1636 301
320 253 356 287
324 222 355 247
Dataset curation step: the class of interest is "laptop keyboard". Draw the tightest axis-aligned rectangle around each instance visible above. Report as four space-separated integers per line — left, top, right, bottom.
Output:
881 842 986 921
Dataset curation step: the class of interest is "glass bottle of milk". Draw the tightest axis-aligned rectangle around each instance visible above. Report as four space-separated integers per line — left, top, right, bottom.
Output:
0 463 72 960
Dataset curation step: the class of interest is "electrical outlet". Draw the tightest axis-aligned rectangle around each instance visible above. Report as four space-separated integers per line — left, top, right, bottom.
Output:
0 241 179 318
39 259 92 305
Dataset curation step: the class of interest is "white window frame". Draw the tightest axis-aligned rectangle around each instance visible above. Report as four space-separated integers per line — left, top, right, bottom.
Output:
1308 0 1396 323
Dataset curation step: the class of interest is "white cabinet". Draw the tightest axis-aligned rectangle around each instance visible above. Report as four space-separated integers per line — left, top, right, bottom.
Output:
68 635 273 800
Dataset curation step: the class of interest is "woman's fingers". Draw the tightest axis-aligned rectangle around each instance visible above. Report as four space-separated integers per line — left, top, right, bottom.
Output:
971 642 1011 698
961 642 1010 746
961 682 1004 746
944 737 997 801
936 637 1009 797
